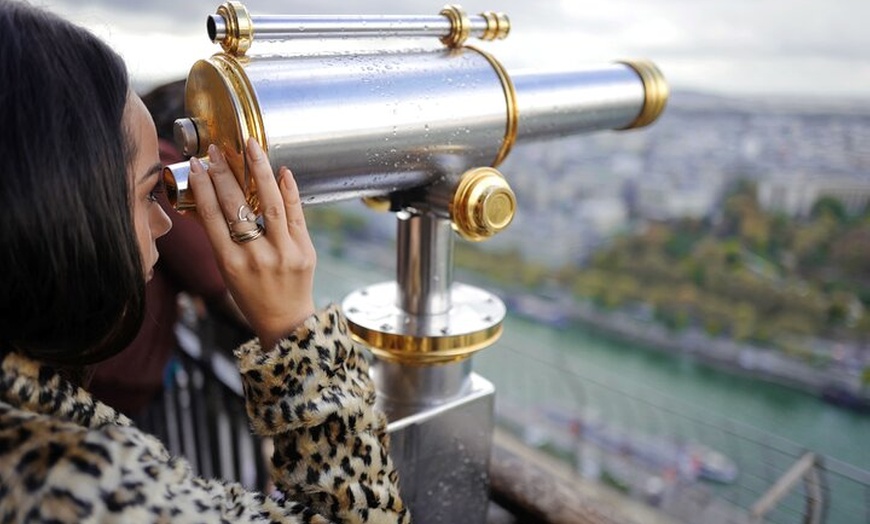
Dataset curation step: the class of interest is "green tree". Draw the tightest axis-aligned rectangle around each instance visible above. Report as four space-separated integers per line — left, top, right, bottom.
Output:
810 196 848 223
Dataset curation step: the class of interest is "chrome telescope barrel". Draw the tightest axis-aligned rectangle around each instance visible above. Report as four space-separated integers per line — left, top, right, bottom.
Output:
163 47 667 212
209 14 462 40
208 3 509 55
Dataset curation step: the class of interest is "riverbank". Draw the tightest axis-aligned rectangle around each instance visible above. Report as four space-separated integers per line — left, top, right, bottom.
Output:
507 291 870 412
314 232 870 411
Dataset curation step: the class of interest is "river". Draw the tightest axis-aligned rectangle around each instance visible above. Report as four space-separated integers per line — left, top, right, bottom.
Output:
312 247 870 520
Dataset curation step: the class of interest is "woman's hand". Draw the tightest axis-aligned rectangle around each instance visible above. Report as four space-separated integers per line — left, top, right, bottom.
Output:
188 138 316 349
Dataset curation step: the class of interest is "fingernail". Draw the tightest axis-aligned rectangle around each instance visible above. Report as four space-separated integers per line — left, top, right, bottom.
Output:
190 157 204 172
208 144 219 163
276 166 287 185
246 137 262 161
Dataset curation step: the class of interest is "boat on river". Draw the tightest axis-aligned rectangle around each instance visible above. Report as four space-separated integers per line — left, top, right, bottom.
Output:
531 406 739 484
504 293 574 328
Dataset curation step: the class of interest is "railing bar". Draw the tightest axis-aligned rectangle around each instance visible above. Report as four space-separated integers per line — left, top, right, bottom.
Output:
866 483 870 523
483 337 870 522
176 367 200 473
821 459 870 484
190 366 214 479
162 377 182 457
216 406 236 481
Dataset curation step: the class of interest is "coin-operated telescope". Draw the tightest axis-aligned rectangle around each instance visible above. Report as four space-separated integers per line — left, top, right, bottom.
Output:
164 3 667 522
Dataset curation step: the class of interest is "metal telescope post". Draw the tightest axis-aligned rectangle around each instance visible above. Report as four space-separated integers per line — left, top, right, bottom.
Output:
163 3 668 521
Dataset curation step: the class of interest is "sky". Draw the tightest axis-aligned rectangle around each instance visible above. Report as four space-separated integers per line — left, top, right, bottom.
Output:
32 0 870 102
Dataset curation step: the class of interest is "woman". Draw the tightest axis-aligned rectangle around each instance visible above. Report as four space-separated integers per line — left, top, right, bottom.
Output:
89 79 252 419
0 2 409 522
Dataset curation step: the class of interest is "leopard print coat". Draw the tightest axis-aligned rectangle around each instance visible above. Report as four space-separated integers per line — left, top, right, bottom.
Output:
0 305 410 523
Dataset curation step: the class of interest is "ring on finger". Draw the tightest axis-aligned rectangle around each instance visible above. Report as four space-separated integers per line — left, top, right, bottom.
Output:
227 204 257 227
237 204 256 222
231 223 265 244
228 216 259 231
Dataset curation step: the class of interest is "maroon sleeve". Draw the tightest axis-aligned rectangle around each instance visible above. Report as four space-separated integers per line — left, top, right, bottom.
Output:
89 274 177 414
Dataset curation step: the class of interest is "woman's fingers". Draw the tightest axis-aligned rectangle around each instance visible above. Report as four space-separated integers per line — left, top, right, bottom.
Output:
187 156 234 251
278 166 310 238
192 141 284 250
245 138 289 249
203 144 249 223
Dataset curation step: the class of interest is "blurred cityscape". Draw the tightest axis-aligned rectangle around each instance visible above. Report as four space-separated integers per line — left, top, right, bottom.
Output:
498 90 870 404
496 90 870 268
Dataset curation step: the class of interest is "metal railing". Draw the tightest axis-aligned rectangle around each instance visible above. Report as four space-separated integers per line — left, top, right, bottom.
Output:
749 452 825 524
135 318 271 492
477 340 870 524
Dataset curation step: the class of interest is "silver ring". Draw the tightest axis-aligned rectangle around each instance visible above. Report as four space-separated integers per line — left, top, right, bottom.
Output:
237 204 256 222
228 219 259 235
228 204 257 227
231 223 265 244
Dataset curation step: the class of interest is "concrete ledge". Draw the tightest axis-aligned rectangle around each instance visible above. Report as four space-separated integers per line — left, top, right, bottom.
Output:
489 428 680 524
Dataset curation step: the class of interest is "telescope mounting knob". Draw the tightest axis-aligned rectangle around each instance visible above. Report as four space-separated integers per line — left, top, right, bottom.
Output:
174 118 201 157
451 167 516 242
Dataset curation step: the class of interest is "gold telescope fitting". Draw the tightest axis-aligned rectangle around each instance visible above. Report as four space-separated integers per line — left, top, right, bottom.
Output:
440 5 511 48
349 323 503 365
465 46 517 168
216 1 253 56
439 5 471 47
174 53 267 211
361 196 392 213
619 59 669 129
479 11 510 41
343 281 506 365
451 167 516 242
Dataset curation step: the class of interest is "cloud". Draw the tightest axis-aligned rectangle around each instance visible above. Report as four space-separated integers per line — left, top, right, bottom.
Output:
34 0 870 99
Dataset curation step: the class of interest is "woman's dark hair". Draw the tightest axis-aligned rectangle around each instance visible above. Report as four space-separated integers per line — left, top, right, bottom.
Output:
0 1 145 365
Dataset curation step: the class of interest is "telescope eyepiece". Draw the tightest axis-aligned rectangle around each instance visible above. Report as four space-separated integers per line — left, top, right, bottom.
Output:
162 159 202 211
213 1 253 55
207 15 226 43
162 166 179 208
